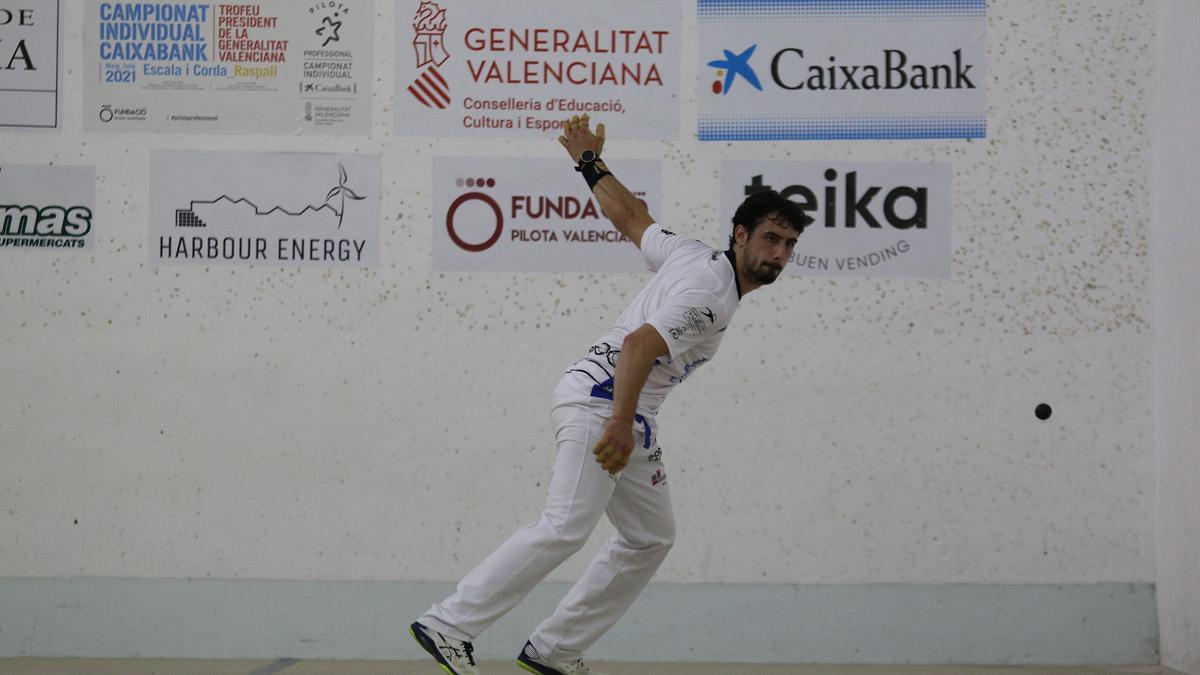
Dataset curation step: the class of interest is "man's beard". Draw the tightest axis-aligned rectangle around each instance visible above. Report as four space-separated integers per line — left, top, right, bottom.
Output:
750 261 782 284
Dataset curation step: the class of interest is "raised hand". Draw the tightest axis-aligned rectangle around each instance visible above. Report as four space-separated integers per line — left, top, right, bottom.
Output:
558 114 606 163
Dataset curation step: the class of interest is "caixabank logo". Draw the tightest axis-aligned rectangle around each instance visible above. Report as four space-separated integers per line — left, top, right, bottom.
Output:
407 0 451 108
0 167 93 251
706 44 977 95
696 0 987 140
707 44 761 95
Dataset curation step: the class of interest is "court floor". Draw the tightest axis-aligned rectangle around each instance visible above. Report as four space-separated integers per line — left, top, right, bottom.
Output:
0 659 1180 675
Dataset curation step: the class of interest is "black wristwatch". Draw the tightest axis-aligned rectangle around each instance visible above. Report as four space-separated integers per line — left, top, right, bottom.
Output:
574 150 612 189
575 150 599 171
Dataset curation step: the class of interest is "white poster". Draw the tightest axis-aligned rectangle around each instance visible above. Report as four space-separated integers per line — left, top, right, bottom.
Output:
0 0 59 129
433 157 661 272
723 161 952 277
396 0 681 140
698 0 986 140
150 151 380 268
84 0 373 134
0 165 94 251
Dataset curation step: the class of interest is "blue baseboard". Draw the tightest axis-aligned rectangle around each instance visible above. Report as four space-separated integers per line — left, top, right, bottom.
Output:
0 578 1158 664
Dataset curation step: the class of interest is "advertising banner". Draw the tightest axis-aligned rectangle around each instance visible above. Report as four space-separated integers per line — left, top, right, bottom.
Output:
433 157 661 272
0 165 94 251
0 0 59 128
723 160 952 277
396 0 681 140
83 0 373 134
150 151 380 268
698 0 986 140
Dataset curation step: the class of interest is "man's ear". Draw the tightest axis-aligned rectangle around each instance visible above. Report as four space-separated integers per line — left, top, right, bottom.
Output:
733 223 748 248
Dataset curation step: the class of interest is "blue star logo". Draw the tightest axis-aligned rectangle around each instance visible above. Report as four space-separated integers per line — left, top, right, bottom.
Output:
707 44 763 95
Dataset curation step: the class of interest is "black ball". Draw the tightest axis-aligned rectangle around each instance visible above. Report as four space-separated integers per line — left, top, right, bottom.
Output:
1035 403 1052 420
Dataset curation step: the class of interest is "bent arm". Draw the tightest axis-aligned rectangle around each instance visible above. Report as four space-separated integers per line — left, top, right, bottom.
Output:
609 323 670 424
590 323 670 474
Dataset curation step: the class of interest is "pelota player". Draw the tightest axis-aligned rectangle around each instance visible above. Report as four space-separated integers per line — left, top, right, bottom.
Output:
410 114 810 675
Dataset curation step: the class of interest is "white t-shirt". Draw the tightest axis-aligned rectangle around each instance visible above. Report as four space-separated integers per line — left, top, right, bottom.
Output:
564 223 742 417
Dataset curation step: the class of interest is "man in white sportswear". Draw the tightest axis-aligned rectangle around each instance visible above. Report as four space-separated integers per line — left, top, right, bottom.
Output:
410 114 810 675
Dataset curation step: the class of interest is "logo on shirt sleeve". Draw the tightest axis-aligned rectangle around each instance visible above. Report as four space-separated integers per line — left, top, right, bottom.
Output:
668 307 713 339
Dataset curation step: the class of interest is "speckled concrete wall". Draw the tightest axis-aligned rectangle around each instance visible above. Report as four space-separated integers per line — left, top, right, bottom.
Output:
0 1 1155 593
1153 2 1200 673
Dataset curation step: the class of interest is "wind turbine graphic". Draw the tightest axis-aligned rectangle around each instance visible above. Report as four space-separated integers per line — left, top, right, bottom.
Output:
326 163 365 229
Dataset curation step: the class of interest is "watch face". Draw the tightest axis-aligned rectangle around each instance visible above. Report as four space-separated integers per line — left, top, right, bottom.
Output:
580 151 596 163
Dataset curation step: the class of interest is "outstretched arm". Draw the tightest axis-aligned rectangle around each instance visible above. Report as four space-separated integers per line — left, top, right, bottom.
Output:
558 114 655 248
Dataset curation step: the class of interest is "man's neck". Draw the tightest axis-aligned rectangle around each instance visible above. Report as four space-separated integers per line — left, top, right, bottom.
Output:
738 271 761 296
724 249 757 297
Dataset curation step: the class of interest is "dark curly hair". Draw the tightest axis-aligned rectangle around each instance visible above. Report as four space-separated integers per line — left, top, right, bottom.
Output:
728 189 813 248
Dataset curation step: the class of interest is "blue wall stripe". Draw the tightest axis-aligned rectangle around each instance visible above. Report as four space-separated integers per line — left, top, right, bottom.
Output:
0 578 1158 664
698 116 987 140
698 0 987 21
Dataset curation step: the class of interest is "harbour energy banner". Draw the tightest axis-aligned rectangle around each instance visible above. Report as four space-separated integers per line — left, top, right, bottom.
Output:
433 157 661 272
396 0 681 140
150 151 380 268
0 0 59 129
698 0 986 140
722 160 952 278
83 0 373 134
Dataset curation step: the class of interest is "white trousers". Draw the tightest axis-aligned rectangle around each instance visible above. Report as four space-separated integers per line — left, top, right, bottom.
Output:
419 375 674 661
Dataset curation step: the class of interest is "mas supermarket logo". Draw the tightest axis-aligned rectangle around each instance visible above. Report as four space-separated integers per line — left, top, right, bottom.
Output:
408 0 450 108
0 202 92 249
0 167 93 251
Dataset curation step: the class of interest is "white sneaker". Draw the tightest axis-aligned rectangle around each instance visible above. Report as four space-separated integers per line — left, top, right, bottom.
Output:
516 640 608 675
410 621 480 675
